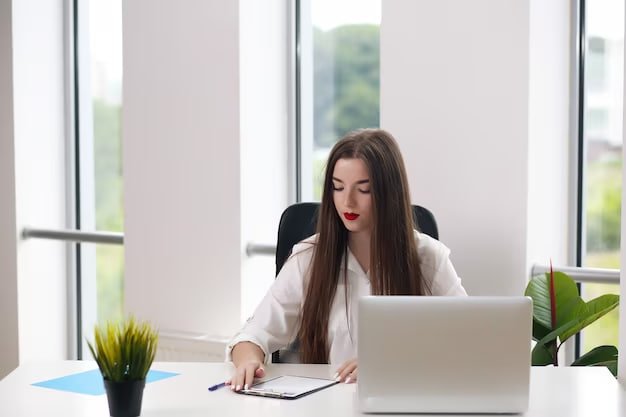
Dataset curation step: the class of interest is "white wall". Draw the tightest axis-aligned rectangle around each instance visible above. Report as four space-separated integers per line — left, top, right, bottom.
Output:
526 0 571 270
0 0 20 379
382 0 530 296
123 0 242 338
240 0 290 322
1 0 70 379
381 0 571 296
12 0 69 366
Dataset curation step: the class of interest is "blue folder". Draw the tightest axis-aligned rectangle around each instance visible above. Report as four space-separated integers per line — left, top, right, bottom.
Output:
32 369 178 396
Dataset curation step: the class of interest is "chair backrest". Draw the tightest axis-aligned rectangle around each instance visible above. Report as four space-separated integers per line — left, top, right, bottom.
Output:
275 202 438 276
271 202 439 363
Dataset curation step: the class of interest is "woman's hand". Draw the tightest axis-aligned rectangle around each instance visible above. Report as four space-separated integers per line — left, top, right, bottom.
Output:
230 342 266 391
335 358 358 383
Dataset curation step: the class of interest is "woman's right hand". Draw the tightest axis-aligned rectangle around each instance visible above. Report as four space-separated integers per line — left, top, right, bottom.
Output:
230 342 266 391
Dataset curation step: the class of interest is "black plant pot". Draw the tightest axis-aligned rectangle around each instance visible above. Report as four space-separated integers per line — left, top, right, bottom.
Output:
103 378 146 417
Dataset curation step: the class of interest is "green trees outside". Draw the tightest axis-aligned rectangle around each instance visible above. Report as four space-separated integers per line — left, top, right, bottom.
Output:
94 100 124 232
583 155 621 354
585 157 621 253
93 99 124 323
311 24 380 199
313 24 380 148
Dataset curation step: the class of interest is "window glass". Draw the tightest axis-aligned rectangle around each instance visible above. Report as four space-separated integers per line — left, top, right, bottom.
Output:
580 0 623 354
302 0 381 200
88 0 124 323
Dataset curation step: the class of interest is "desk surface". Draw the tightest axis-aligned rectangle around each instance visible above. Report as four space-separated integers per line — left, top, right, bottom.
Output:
1 361 624 416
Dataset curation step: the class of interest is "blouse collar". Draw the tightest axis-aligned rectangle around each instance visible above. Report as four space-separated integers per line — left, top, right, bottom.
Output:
345 246 368 277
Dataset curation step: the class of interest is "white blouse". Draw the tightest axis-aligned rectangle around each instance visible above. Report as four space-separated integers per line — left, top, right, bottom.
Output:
226 231 467 365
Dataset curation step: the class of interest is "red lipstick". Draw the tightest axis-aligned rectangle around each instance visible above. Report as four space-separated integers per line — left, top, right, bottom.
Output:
344 212 359 221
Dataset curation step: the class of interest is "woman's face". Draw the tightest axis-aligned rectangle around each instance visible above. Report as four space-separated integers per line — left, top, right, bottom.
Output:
332 158 373 235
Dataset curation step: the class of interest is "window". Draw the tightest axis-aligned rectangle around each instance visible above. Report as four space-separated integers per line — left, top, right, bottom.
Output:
299 0 381 200
242 0 382 320
75 0 124 356
88 0 124 323
579 0 623 354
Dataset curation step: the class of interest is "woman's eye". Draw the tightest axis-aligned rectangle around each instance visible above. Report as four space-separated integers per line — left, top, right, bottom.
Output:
359 189 371 194
332 186 344 191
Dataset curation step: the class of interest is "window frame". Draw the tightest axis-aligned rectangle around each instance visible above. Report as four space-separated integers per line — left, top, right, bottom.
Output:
573 0 623 359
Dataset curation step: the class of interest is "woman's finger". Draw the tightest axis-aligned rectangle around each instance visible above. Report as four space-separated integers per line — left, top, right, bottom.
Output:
231 363 262 391
335 358 355 375
243 365 257 390
339 363 356 381
345 368 358 383
231 366 245 391
336 360 358 382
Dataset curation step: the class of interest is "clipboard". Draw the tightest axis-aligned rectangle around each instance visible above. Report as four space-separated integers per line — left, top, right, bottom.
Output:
238 375 339 399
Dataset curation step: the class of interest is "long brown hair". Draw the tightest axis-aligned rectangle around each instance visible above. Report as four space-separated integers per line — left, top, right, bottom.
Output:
297 128 426 363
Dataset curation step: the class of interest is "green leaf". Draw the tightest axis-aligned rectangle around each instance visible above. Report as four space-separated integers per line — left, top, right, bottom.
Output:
525 272 584 331
534 319 580 348
559 294 620 342
525 270 620 372
596 360 618 377
532 319 581 366
532 319 550 341
531 342 554 366
526 273 619 344
571 345 618 367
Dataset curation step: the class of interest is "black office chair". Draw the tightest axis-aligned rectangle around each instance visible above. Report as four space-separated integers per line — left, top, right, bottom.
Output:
271 202 439 363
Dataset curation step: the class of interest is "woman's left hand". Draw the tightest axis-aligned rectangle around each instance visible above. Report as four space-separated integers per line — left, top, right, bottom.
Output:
335 358 358 383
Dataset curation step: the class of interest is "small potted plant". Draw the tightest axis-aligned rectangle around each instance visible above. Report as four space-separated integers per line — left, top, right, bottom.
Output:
525 264 619 375
87 316 159 417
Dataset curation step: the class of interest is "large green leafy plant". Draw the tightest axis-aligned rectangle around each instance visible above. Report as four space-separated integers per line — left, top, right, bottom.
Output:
87 316 159 382
525 267 619 376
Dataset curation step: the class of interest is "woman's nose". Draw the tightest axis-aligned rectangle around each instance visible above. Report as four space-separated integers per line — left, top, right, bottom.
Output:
344 191 355 208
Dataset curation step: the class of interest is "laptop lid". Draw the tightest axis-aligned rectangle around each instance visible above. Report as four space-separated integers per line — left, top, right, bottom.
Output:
357 296 532 414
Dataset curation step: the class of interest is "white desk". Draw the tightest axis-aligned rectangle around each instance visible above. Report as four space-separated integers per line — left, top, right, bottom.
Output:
1 361 624 416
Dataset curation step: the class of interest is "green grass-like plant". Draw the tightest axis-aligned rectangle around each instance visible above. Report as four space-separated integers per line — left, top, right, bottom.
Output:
87 316 159 382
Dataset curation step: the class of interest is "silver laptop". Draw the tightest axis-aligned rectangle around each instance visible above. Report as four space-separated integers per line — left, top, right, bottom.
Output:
358 296 532 414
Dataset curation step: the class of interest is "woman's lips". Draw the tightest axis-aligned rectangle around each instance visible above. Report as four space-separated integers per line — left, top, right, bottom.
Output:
344 212 359 221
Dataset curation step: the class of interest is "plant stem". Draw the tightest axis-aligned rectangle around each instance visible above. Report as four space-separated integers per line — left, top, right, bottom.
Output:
553 341 560 366
549 261 558 366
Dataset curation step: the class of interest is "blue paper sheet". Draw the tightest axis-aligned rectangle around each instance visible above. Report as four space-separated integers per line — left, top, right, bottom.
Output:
32 369 178 396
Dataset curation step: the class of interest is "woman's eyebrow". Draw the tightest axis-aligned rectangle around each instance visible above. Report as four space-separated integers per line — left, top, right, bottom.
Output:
332 177 370 184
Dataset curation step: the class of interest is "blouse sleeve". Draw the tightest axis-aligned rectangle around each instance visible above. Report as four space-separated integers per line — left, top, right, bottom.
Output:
430 253 467 296
225 246 310 364
417 232 468 296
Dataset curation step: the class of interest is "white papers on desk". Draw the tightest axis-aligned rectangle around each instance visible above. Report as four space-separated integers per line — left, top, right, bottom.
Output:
240 375 338 399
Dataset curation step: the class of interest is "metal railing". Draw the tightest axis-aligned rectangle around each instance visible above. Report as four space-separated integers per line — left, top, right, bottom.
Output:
22 228 123 245
21 229 277 256
245 243 276 257
531 264 619 284
245 248 621 285
18 230 622 285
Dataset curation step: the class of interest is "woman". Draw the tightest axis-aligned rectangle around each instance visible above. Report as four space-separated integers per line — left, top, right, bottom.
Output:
227 128 466 391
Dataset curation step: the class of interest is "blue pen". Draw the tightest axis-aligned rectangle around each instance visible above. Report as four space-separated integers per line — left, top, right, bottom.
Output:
208 382 227 391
